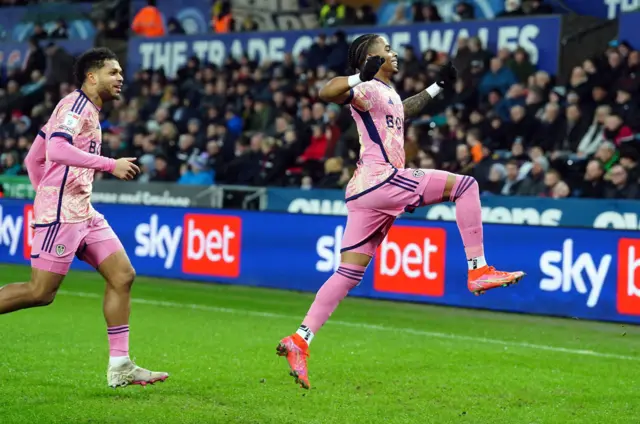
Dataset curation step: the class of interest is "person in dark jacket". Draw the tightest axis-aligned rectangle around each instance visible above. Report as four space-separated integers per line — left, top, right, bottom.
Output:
604 164 639 199
517 155 549 196
580 159 605 198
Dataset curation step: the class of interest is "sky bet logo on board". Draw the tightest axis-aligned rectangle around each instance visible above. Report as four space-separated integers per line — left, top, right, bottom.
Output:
134 212 242 278
315 224 446 297
373 226 446 297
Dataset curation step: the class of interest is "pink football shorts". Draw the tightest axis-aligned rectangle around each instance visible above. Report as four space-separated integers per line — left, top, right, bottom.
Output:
340 168 451 257
31 212 124 275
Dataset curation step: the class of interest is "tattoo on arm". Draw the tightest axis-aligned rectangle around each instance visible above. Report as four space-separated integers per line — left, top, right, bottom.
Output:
402 91 433 118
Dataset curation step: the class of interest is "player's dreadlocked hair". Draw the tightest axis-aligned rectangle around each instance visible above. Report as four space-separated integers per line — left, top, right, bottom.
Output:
73 47 119 85
347 34 380 73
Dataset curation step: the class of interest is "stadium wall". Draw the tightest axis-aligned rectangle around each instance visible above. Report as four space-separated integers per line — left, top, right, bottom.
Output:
1 198 640 325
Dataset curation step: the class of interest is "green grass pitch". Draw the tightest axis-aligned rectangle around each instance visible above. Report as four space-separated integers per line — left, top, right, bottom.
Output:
1 263 639 424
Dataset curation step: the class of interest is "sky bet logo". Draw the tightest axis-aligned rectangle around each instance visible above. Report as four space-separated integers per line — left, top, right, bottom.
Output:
315 225 446 297
134 213 241 278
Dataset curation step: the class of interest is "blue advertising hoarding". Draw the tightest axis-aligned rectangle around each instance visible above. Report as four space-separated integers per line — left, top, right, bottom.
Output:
127 16 561 78
618 11 640 48
0 2 95 42
1 198 639 325
267 187 640 230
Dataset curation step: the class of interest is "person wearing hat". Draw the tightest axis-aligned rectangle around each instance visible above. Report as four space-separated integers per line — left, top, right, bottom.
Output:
177 152 214 185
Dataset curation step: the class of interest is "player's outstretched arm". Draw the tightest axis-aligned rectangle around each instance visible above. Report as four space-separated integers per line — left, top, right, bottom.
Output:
403 90 438 118
319 56 385 105
24 130 47 189
403 62 457 118
47 135 140 180
319 76 357 105
47 134 116 172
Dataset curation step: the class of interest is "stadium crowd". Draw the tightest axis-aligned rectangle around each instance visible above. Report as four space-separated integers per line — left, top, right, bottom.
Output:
0 3 639 199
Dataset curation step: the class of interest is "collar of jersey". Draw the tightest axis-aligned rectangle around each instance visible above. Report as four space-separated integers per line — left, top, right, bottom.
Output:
373 78 392 89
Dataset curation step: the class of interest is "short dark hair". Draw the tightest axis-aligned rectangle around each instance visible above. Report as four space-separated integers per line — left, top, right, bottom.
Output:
347 34 380 73
73 47 119 85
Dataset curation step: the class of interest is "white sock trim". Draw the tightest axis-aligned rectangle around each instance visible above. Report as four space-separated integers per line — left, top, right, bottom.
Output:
296 325 314 345
347 73 363 88
468 256 487 270
109 356 130 367
426 83 442 98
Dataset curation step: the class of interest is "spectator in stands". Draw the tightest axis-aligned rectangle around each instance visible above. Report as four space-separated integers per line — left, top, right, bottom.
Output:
528 0 554 15
22 37 46 84
500 160 523 195
178 152 214 185
49 19 68 39
541 168 561 197
508 47 536 83
619 147 640 182
454 2 475 20
497 0 524 17
551 180 570 198
412 3 441 22
483 163 506 195
131 0 165 37
580 159 606 198
577 104 610 158
353 5 377 25
614 87 640 131
240 15 258 32
43 42 74 90
167 17 186 35
212 0 234 33
603 113 634 146
551 104 589 159
479 58 517 98
319 0 346 28
594 141 619 172
604 164 639 199
517 155 548 196
31 23 47 41
1 151 20 175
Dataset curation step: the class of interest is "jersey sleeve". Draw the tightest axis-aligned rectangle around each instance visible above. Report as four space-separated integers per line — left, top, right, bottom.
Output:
341 83 373 112
50 102 85 142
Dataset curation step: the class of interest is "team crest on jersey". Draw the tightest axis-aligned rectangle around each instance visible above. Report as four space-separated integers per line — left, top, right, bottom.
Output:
55 244 66 257
412 169 425 178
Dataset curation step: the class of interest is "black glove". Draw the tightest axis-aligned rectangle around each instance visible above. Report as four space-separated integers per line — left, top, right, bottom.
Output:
435 62 457 88
360 56 385 81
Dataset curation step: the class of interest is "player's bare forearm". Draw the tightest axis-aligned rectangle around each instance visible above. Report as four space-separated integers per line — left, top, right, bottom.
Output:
402 91 434 118
319 77 352 105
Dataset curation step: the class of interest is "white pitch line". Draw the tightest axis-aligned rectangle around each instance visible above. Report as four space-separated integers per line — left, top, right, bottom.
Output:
58 290 640 362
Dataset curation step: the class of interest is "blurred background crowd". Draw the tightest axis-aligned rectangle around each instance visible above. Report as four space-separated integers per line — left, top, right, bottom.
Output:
0 0 638 200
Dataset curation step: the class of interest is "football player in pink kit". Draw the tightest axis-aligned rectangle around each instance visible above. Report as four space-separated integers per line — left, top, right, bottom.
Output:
277 34 525 389
0 48 168 388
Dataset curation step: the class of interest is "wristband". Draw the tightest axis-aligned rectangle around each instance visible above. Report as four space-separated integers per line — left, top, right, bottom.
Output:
426 83 442 98
347 74 363 88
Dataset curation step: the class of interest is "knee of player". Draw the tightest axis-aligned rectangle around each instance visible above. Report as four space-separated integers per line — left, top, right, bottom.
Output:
111 266 136 288
29 284 57 306
453 175 479 200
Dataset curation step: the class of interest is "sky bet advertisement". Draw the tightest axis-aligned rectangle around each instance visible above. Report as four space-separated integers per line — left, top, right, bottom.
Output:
127 15 561 78
1 199 640 325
